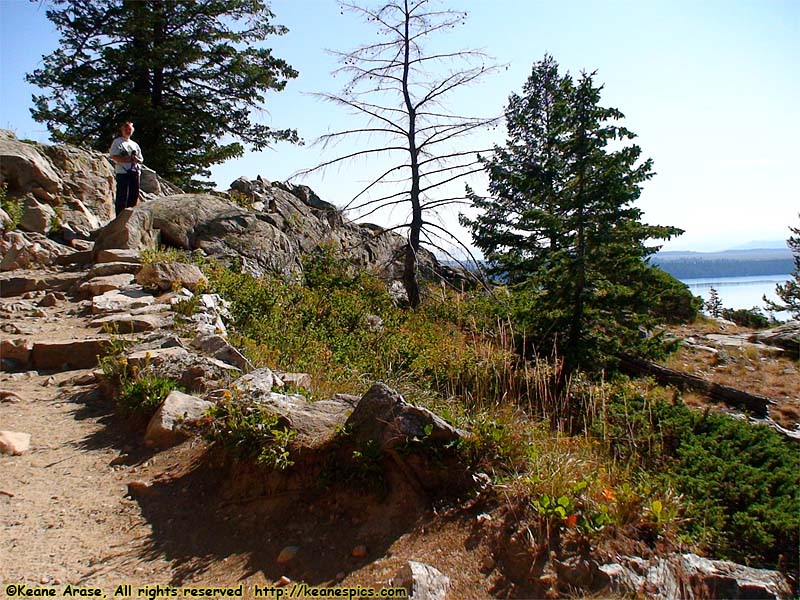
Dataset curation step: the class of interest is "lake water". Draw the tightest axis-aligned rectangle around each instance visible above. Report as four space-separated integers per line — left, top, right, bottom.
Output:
681 274 792 317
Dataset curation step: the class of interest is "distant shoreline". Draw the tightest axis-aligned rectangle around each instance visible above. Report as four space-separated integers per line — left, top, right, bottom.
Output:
653 248 792 279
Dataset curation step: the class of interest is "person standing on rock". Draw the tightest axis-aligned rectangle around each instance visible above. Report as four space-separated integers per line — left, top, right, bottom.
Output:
109 121 143 216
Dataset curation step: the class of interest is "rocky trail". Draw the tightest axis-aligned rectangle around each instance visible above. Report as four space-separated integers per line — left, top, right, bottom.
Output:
0 261 221 590
0 257 489 598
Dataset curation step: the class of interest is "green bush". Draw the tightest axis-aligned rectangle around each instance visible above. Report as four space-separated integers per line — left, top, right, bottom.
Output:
0 184 23 230
721 307 771 329
208 400 297 470
118 375 181 418
644 265 702 324
594 384 799 569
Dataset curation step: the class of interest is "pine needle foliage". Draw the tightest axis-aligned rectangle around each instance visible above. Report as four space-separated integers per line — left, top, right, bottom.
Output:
462 55 683 376
27 0 299 190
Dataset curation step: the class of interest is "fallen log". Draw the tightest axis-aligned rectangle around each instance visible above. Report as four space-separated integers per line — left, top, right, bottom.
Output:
618 355 774 417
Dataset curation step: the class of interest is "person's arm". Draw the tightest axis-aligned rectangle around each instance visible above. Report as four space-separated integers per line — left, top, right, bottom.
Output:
109 139 138 165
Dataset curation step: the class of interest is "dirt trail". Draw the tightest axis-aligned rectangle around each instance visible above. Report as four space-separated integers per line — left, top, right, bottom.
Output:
0 278 496 599
0 289 180 589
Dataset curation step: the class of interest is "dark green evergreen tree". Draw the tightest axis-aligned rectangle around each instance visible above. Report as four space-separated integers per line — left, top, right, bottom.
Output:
27 0 299 190
462 55 682 376
706 286 723 318
765 216 800 319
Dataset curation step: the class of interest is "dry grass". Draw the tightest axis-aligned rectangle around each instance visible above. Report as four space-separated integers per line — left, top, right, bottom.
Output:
663 320 800 429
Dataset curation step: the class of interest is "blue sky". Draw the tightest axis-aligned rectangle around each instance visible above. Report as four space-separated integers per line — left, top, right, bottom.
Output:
1 0 798 253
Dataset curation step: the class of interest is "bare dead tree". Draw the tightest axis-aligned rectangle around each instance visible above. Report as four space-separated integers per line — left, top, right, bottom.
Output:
295 0 500 307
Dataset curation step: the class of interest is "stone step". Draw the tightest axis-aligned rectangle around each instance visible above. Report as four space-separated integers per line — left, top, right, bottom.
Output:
31 338 113 371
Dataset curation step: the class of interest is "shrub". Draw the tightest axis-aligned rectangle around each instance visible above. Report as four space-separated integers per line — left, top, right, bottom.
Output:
644 265 702 324
0 184 23 230
208 400 297 470
594 383 800 569
721 307 770 329
117 375 180 418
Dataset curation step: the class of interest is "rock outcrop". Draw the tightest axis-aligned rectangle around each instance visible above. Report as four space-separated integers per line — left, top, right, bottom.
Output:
0 129 115 231
752 321 800 357
140 189 444 281
1 133 463 289
598 553 793 600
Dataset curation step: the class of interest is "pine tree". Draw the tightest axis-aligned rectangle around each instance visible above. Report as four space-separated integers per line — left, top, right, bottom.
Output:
27 0 299 190
765 217 800 319
706 286 723 318
462 55 682 375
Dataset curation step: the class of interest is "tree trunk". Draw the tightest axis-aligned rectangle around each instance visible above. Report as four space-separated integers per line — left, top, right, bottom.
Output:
617 354 774 417
400 0 421 309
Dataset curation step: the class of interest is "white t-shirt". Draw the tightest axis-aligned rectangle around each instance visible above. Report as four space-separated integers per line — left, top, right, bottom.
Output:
109 137 143 175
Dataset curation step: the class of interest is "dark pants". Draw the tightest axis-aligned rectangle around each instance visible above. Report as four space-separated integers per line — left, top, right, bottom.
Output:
115 171 140 215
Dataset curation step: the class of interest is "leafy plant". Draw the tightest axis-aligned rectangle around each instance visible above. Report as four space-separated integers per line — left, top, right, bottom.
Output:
228 189 255 211
0 184 23 230
172 293 202 318
208 400 297 470
118 375 180 418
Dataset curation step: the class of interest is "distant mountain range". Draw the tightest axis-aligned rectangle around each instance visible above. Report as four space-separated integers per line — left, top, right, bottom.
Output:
725 240 788 250
653 247 793 279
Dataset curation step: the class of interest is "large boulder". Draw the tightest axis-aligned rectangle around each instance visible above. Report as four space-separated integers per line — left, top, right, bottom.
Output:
228 368 355 446
345 382 465 451
143 194 300 277
92 208 158 255
250 392 356 447
145 390 214 448
135 261 207 292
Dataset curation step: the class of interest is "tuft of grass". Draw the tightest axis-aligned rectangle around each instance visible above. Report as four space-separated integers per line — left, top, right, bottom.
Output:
98 326 182 420
141 245 208 266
